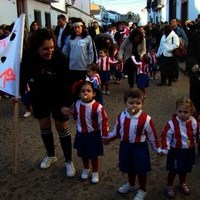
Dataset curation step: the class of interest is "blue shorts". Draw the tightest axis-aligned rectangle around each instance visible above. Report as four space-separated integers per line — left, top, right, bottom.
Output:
74 131 104 159
99 71 110 83
149 64 157 72
137 74 149 88
166 147 195 173
119 141 151 175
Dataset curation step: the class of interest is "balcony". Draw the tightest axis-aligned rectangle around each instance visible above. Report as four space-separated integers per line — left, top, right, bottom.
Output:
152 0 164 11
156 0 164 8
146 0 152 9
36 0 59 4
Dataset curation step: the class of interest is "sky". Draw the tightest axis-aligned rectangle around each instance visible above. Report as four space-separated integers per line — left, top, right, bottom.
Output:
91 0 147 15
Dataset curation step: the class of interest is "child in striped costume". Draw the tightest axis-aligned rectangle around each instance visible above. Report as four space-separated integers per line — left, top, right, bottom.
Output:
97 48 118 95
72 81 109 184
115 60 124 84
86 63 103 105
148 47 158 80
131 54 150 97
160 97 198 198
112 44 123 84
104 88 160 200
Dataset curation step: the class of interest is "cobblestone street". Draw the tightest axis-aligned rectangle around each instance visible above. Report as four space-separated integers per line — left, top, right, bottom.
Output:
0 70 200 200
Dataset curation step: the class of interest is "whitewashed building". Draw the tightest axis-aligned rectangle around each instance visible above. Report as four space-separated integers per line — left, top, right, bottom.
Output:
0 0 18 25
0 0 94 30
147 0 200 23
67 0 93 27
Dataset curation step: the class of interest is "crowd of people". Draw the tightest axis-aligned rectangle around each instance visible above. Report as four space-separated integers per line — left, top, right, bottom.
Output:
1 13 200 200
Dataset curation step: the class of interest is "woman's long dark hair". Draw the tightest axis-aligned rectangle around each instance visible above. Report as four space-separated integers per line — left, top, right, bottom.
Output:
129 28 144 44
30 21 39 32
27 28 56 53
70 18 88 40
163 25 172 37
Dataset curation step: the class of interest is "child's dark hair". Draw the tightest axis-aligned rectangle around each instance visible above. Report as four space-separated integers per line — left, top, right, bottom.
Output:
72 80 95 95
142 54 150 64
113 43 119 49
87 63 99 72
150 47 155 52
175 97 196 114
80 81 94 91
124 88 144 102
99 48 109 56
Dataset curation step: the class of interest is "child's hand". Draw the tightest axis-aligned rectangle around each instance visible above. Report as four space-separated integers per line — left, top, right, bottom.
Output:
102 138 111 145
159 151 166 157
69 103 75 114
157 148 166 156
61 107 71 117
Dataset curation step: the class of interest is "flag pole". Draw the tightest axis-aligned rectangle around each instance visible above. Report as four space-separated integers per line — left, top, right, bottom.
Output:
12 100 19 174
12 14 25 174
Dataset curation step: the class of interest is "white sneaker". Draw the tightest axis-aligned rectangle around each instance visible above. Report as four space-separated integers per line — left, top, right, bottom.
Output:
91 172 99 183
133 189 146 200
105 90 111 95
81 168 90 179
40 155 57 169
118 182 135 194
23 111 31 118
65 162 75 177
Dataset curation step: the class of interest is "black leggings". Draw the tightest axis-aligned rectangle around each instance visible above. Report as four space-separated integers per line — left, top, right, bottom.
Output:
160 55 176 84
124 57 137 88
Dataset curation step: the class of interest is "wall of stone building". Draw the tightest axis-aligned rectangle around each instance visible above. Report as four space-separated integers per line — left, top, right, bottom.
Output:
0 0 18 25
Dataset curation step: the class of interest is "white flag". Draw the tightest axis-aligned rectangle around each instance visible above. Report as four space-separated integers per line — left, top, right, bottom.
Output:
0 14 25 97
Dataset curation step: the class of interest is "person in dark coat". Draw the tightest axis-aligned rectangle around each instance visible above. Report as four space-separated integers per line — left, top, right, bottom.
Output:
186 22 200 153
187 23 200 115
54 14 71 50
88 21 104 38
93 33 114 57
20 28 76 176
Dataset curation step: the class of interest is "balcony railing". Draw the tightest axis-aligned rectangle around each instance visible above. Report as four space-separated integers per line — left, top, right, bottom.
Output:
157 0 164 8
151 0 164 11
36 0 59 4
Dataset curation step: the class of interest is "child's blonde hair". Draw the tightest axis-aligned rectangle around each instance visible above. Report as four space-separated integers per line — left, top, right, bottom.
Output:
175 97 196 114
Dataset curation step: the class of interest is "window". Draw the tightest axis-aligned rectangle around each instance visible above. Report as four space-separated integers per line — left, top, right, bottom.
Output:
34 10 42 27
45 12 51 28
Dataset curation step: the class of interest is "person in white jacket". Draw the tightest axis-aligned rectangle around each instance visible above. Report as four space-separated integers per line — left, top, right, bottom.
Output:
156 25 180 86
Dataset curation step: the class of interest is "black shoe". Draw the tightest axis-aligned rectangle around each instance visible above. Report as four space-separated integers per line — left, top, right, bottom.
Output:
167 82 172 86
157 83 166 86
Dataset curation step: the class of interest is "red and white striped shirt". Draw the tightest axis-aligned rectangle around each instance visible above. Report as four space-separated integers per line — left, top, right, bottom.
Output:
160 115 198 154
122 26 130 38
115 61 124 71
148 52 157 64
131 56 149 75
108 110 160 152
97 56 117 71
86 74 101 90
74 99 109 137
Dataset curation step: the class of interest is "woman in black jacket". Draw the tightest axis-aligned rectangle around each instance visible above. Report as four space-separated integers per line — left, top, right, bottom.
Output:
20 28 75 177
186 23 200 153
187 24 200 115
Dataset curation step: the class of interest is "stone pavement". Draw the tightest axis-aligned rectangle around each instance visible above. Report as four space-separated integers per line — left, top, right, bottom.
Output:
0 70 200 200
